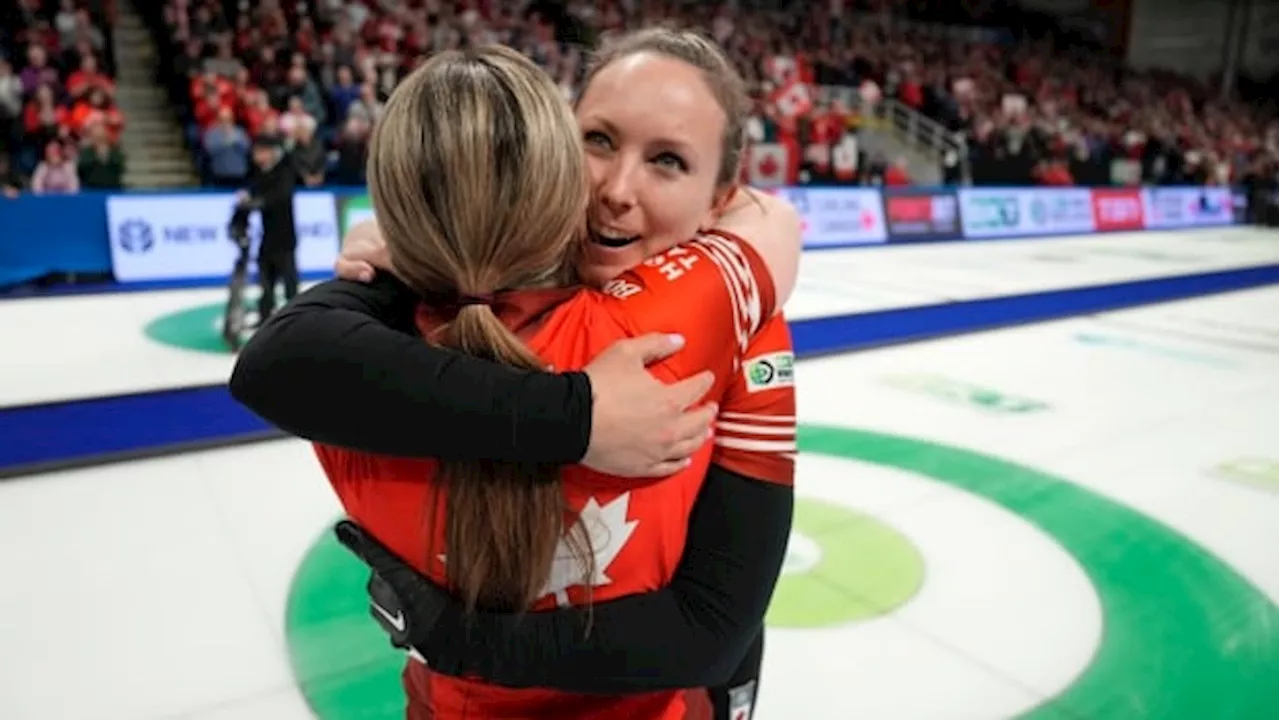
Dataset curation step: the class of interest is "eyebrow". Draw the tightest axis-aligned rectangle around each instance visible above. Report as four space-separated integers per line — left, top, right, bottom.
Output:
589 116 699 159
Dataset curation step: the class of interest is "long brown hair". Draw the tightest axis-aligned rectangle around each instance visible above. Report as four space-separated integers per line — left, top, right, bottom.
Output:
366 45 591 612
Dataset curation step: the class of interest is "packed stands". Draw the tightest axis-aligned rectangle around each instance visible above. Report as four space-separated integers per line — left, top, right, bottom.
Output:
133 0 1276 192
0 0 126 194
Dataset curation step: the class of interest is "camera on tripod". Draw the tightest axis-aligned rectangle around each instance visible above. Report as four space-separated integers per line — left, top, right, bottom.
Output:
222 201 256 352
228 203 253 253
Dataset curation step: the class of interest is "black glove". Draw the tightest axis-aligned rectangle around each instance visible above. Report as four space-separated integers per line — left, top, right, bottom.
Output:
333 520 450 653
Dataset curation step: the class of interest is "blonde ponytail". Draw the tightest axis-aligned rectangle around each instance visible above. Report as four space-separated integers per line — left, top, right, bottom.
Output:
366 46 593 611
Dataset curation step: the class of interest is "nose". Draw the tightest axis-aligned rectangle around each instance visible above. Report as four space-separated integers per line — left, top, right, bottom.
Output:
594 155 638 216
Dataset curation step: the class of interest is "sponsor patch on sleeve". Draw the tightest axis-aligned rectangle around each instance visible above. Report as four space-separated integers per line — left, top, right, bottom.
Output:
744 351 795 393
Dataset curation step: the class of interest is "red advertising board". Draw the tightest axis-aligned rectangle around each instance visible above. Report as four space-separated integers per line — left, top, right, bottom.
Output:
886 196 932 224
1091 188 1145 232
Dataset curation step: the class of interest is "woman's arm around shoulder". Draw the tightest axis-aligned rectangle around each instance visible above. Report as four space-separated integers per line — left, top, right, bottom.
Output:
342 461 793 692
229 271 592 463
714 187 803 307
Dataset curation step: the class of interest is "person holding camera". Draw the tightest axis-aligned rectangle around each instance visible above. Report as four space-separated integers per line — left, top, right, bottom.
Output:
236 134 300 324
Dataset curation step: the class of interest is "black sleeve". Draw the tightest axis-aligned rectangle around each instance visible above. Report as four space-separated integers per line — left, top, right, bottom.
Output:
245 162 295 207
417 464 793 693
228 272 593 463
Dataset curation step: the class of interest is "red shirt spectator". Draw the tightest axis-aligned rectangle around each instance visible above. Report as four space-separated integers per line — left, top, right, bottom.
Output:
67 56 115 100
1037 161 1073 186
884 161 911 187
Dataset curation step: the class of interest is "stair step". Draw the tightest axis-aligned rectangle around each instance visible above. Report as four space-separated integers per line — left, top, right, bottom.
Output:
113 92 167 104
127 168 198 179
116 50 156 63
125 130 182 142
115 103 170 113
123 129 181 140
131 157 195 170
114 83 163 93
123 126 184 139
114 94 165 103
122 132 183 142
117 108 170 117
122 144 186 156
129 171 197 184
125 117 179 128
122 143 186 156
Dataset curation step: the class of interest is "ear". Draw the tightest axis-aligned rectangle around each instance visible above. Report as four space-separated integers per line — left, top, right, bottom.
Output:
698 185 739 232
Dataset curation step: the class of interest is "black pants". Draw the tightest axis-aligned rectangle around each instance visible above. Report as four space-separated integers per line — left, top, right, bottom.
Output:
709 628 765 720
257 249 298 321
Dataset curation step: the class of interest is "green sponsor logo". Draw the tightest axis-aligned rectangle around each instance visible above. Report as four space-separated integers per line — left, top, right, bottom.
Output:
882 374 1050 414
1210 457 1278 492
339 194 374 236
1029 197 1050 225
745 351 795 392
970 196 1020 229
1075 332 1237 368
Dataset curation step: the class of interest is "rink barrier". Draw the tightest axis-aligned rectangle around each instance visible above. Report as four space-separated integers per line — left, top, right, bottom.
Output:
0 185 1250 291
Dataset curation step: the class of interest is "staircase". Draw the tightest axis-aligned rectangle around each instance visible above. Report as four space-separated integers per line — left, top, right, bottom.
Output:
110 9 198 189
863 97 965 186
817 86 966 186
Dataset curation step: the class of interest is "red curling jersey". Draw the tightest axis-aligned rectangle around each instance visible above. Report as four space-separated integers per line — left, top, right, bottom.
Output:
315 230 796 720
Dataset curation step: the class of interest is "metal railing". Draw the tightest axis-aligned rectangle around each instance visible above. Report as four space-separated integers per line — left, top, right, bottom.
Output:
816 86 970 184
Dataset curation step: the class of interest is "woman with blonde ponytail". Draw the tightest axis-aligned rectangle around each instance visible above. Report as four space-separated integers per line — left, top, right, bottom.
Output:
308 43 791 720
355 44 591 614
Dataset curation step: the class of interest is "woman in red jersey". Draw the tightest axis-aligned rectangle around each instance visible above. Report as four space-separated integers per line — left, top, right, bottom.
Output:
232 29 800 720
296 41 788 720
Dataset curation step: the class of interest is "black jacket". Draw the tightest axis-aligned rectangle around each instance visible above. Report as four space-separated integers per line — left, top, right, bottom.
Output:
242 157 298 253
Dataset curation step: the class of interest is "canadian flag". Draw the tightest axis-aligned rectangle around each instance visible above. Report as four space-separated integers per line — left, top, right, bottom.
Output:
748 143 790 187
832 133 858 181
764 54 797 84
771 80 813 121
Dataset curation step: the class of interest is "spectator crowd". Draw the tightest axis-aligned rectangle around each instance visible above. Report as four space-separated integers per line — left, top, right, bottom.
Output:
1 0 127 195
4 0 1276 195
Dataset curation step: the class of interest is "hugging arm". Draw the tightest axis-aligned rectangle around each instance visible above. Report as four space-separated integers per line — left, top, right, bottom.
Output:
229 272 592 463
341 462 792 692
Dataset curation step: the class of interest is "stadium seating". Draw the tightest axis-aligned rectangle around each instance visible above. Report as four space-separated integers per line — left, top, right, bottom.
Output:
119 0 1280 190
1 0 124 193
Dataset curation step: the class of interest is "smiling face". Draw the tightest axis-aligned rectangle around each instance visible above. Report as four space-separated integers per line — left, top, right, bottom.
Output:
574 51 736 287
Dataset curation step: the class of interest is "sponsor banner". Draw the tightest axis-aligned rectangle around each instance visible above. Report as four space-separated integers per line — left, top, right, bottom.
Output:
958 188 1095 238
339 193 375 236
107 192 340 282
1208 457 1278 492
880 373 1051 414
1141 186 1235 229
883 188 961 241
1090 187 1145 232
1231 190 1249 224
770 186 888 247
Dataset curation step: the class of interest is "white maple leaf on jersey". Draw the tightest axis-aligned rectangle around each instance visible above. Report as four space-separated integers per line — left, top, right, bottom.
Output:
540 493 638 607
435 493 639 608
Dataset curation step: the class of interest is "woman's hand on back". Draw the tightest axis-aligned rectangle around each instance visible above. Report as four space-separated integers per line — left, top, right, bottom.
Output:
334 221 717 477
581 333 717 478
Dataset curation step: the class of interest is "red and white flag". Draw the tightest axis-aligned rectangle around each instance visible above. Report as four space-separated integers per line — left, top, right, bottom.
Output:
748 143 790 187
771 80 813 121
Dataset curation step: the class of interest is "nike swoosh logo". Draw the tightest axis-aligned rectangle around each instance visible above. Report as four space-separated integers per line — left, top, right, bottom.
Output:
372 600 406 633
